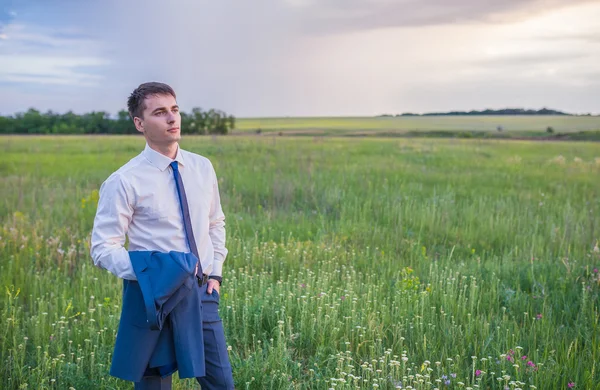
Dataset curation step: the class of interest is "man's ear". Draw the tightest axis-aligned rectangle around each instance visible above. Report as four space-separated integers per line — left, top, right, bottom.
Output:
133 117 144 133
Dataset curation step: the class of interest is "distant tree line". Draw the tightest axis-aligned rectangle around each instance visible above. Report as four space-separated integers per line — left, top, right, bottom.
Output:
378 108 594 117
0 108 235 135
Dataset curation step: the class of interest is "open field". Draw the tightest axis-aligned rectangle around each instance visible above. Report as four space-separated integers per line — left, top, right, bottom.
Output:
235 116 600 138
1 135 599 389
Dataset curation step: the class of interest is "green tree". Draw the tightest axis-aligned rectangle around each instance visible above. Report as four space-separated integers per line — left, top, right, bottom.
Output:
1 107 234 135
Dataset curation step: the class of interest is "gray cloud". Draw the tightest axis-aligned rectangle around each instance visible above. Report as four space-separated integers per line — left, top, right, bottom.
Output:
2 0 600 116
91 0 599 114
537 32 600 43
397 76 600 115
0 22 111 90
477 52 591 67
277 0 599 33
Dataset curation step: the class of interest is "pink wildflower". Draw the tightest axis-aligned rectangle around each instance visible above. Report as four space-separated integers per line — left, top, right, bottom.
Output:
475 370 481 377
568 382 575 388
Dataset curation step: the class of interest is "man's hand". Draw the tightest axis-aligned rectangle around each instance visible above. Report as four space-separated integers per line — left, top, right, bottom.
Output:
206 279 220 295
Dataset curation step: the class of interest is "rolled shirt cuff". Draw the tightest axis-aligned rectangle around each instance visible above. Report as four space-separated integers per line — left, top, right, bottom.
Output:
210 258 224 278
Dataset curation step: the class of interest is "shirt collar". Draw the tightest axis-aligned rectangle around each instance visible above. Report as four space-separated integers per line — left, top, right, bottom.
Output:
142 143 185 171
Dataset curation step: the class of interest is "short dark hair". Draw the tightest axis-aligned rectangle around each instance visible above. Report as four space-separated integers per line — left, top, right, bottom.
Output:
127 82 177 119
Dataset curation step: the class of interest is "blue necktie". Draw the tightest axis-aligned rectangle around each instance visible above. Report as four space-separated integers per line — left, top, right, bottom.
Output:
170 161 202 275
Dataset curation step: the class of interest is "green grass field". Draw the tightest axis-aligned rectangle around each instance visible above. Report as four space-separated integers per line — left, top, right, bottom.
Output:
1 135 599 389
235 116 600 137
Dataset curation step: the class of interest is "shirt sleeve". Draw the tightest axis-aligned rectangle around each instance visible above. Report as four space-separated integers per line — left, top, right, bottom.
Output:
208 164 228 277
90 173 137 280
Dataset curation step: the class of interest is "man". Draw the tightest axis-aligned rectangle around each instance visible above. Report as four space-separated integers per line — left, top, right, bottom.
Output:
90 82 234 389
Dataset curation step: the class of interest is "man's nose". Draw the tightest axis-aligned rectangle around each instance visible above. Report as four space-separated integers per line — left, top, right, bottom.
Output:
167 112 176 123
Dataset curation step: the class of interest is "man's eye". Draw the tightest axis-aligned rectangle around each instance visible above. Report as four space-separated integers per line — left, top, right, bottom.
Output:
173 108 179 113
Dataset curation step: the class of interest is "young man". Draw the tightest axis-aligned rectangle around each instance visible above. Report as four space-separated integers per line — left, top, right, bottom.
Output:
90 82 234 389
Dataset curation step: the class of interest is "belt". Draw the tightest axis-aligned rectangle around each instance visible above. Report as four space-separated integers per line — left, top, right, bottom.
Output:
197 273 209 286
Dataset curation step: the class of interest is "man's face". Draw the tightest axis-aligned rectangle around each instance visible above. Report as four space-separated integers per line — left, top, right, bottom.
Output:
134 93 181 146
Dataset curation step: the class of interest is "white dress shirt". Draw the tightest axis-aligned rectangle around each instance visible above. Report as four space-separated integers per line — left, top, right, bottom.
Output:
90 143 228 280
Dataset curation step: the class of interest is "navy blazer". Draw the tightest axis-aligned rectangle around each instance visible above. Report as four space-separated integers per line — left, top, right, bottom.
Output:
110 250 208 382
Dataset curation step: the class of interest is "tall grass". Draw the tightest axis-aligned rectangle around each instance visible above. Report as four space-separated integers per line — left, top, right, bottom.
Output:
0 136 599 389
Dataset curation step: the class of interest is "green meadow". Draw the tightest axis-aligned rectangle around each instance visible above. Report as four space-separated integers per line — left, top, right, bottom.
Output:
235 116 600 138
1 135 599 389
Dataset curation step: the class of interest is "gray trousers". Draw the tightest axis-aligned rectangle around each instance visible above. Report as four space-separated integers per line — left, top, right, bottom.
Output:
134 284 234 390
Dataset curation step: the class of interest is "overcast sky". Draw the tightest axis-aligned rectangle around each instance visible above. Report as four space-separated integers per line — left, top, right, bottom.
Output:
0 0 599 116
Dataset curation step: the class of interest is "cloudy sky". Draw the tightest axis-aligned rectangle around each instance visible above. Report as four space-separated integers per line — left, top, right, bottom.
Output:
1 0 599 117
